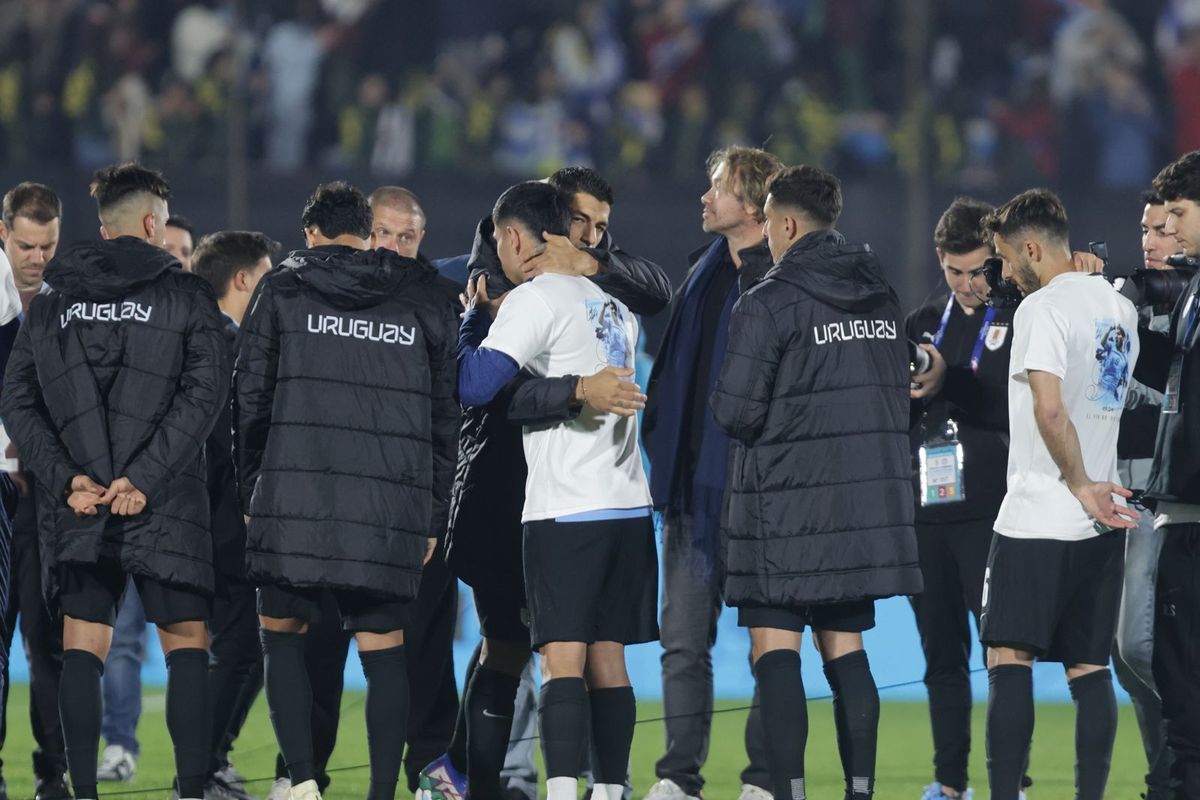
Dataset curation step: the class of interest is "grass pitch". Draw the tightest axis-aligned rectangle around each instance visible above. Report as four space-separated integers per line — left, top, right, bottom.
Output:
0 686 1151 799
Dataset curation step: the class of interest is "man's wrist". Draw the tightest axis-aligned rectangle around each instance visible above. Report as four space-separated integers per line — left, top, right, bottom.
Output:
1065 474 1092 495
574 375 587 404
579 251 601 276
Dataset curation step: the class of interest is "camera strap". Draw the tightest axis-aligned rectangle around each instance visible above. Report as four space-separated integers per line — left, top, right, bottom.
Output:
933 296 997 374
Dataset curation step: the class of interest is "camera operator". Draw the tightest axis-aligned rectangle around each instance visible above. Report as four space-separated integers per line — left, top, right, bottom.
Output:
1138 150 1200 800
1109 191 1179 800
905 198 1013 800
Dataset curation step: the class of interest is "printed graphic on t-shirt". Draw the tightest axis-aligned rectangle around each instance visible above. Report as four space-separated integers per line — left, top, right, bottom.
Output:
587 298 629 368
1089 320 1132 412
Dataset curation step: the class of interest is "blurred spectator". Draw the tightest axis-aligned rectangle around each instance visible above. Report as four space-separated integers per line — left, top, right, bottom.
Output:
1052 0 1146 105
1083 62 1161 189
494 64 572 176
1166 24 1200 154
261 3 326 169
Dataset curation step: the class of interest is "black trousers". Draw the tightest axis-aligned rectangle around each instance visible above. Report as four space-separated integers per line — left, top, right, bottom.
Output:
1152 523 1200 797
402 548 459 792
209 577 264 772
909 515 992 792
0 485 67 781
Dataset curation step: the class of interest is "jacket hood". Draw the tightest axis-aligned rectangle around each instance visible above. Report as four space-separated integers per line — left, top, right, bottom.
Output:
45 237 180 301
465 215 516 293
281 245 440 310
765 229 896 313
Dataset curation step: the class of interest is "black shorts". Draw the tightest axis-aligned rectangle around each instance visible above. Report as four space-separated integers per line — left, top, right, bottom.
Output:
523 515 659 650
257 584 409 634
58 562 210 627
472 577 529 644
737 599 876 633
979 530 1124 665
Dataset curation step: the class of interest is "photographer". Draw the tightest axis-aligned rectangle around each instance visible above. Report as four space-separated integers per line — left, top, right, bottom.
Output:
905 198 1014 800
1139 150 1200 799
1110 191 1178 800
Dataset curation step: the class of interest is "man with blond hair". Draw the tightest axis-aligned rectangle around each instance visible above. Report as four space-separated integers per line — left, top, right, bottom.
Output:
641 146 783 800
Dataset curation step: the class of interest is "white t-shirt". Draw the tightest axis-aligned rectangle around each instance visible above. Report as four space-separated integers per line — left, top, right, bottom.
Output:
994 272 1140 541
480 273 652 522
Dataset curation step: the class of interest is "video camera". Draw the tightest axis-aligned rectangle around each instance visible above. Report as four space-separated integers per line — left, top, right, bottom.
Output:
982 256 1022 310
1091 241 1199 310
909 340 932 377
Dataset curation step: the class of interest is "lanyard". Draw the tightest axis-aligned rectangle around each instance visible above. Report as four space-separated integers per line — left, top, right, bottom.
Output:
932 296 997 374
1182 292 1200 352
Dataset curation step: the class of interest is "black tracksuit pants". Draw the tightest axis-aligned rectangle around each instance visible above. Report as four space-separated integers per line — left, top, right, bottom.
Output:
1153 523 1200 799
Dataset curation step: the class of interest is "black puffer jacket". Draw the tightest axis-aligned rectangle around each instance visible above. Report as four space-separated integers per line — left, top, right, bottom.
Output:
0 237 228 593
445 217 671 587
1140 269 1200 503
711 230 921 607
207 314 244 586
235 245 459 601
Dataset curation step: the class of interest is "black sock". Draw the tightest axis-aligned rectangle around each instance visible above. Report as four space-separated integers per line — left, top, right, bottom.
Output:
448 640 482 774
463 666 521 800
166 648 212 798
262 629 316 785
588 686 636 785
539 678 588 780
60 649 104 800
986 665 1034 800
754 649 808 800
360 645 410 800
823 650 879 800
1069 669 1116 800
926 678 972 792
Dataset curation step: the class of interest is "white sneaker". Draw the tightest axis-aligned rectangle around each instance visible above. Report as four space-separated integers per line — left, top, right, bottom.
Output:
266 778 292 800
738 785 773 800
643 780 698 800
289 780 322 800
96 744 137 782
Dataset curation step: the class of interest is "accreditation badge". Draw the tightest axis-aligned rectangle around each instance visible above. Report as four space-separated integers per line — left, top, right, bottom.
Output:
919 419 965 506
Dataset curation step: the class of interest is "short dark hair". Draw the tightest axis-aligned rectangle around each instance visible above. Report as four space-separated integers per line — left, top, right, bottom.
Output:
166 214 196 239
192 231 281 298
985 188 1070 245
89 162 171 214
766 164 842 227
1141 190 1163 206
547 167 615 205
491 181 572 240
1153 151 1200 203
301 181 372 240
934 196 994 254
368 186 425 224
2 183 62 229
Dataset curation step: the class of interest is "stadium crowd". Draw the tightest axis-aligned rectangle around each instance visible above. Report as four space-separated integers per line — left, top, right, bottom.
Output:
1 0 1200 187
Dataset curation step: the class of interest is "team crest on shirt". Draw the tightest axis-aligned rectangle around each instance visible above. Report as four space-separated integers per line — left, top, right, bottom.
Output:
985 324 1009 351
1088 320 1133 412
